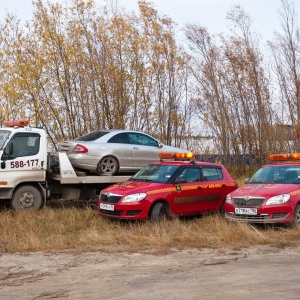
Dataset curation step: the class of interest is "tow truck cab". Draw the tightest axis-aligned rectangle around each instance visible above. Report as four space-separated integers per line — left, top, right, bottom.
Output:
0 120 131 210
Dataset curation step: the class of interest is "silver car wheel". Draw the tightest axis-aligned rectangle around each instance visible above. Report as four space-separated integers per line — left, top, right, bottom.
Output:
97 156 119 175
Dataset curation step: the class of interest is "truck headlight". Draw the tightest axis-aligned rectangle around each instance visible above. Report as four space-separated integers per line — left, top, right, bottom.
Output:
265 194 290 205
122 193 147 203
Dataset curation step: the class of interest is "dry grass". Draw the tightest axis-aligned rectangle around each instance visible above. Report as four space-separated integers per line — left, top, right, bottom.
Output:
0 203 300 254
236 176 248 187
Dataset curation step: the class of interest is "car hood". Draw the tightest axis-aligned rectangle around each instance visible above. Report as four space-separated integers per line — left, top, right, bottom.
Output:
231 183 300 198
101 180 168 195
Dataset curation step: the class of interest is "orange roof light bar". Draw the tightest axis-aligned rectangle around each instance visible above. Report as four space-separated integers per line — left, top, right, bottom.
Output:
159 152 195 160
159 152 174 159
3 120 29 127
174 152 195 159
269 153 300 161
289 153 300 160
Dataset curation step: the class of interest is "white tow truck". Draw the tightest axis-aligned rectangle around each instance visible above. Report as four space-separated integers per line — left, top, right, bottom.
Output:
0 120 131 210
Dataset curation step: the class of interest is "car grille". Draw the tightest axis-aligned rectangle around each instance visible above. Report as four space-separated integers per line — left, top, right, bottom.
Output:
233 197 265 207
100 209 123 216
100 194 122 203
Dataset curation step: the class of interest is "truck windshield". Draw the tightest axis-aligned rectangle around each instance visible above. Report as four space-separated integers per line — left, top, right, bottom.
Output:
0 130 11 150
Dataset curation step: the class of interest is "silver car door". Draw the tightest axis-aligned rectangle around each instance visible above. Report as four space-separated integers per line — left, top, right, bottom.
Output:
128 132 161 167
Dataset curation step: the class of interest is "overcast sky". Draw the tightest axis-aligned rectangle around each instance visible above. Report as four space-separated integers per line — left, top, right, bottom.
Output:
1 0 299 42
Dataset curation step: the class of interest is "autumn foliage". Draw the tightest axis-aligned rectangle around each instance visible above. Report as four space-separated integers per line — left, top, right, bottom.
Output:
0 0 299 174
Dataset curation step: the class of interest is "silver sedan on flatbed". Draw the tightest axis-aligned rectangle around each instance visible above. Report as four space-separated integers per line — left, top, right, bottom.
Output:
58 129 190 175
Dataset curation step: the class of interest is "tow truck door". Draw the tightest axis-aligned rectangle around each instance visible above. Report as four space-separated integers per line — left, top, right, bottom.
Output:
1 131 47 183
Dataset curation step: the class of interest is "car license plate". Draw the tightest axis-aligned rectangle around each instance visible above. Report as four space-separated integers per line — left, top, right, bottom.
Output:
100 203 115 211
235 207 257 215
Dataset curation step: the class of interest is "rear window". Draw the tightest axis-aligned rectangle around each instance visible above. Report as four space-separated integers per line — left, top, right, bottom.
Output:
75 130 109 142
202 167 223 181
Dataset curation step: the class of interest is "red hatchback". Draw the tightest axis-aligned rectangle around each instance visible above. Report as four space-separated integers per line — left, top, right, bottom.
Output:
98 153 238 221
225 153 300 226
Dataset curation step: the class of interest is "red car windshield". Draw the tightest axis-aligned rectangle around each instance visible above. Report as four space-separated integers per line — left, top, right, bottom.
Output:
248 165 300 184
130 164 180 183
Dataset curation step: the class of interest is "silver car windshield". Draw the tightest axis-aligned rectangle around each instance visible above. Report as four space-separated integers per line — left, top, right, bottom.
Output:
131 164 180 183
0 130 11 150
248 166 300 184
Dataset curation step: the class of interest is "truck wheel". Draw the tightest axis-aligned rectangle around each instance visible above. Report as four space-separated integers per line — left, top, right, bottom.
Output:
292 205 300 227
150 203 166 222
97 156 119 175
11 186 43 210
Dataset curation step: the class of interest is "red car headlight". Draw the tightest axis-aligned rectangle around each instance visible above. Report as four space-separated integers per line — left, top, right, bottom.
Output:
122 193 147 203
265 194 290 205
225 194 233 204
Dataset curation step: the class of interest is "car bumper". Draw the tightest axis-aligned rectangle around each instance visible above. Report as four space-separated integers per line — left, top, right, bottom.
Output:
98 201 150 220
68 156 99 171
225 204 294 224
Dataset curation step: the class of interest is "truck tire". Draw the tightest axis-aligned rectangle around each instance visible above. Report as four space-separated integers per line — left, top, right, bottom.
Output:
150 202 166 222
11 186 43 210
97 156 119 175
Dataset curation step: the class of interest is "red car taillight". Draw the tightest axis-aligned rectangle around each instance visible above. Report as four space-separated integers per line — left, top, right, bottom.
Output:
72 144 88 153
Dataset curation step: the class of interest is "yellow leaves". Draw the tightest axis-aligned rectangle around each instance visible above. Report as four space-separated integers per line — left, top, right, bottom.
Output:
0 0 191 148
138 0 158 20
75 0 94 13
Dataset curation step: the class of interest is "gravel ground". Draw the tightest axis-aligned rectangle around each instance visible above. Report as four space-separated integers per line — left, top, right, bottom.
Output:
1 246 300 299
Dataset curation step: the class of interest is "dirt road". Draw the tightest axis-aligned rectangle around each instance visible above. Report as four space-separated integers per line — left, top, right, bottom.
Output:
1 246 300 299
